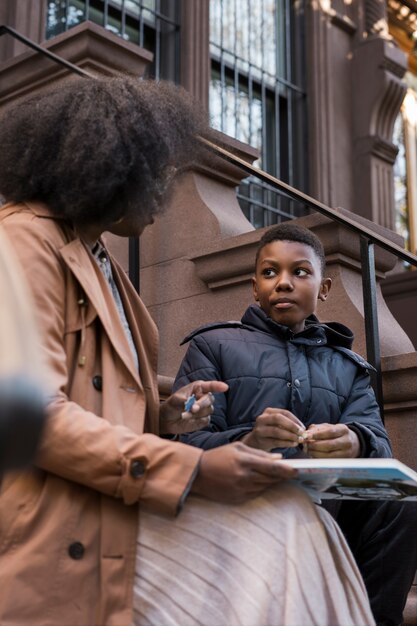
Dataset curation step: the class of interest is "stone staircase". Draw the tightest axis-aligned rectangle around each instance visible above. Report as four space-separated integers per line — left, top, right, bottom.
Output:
2 18 416 625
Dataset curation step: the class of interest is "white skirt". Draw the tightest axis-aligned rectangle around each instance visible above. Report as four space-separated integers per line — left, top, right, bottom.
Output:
133 483 375 626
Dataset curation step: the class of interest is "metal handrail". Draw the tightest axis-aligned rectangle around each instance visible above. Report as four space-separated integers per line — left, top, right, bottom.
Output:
200 138 417 267
0 25 94 77
2 25 416 416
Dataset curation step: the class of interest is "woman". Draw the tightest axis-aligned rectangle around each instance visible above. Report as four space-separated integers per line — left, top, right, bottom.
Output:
0 76 375 626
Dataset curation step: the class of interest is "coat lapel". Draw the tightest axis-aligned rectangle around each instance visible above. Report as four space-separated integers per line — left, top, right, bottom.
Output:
111 259 160 434
60 240 143 390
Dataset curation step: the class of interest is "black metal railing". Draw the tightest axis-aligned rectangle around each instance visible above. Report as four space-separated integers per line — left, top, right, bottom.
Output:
2 26 417 417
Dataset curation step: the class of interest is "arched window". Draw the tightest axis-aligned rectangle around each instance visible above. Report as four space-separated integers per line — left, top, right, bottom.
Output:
393 85 417 257
389 0 417 258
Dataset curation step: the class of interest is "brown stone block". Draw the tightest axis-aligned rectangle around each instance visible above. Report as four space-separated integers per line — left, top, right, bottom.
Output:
404 577 417 626
148 282 254 377
140 133 258 269
383 353 417 469
0 21 152 108
140 257 208 308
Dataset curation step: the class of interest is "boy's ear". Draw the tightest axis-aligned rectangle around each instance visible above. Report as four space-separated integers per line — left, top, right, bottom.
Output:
318 277 332 302
252 276 259 301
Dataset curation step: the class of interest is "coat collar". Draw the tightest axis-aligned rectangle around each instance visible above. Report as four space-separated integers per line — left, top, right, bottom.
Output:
0 200 69 221
1 200 160 406
9 202 146 387
60 239 144 388
241 303 355 348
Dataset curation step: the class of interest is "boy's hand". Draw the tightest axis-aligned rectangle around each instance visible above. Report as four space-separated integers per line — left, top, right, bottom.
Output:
191 442 297 504
240 408 306 451
303 423 360 458
159 380 228 434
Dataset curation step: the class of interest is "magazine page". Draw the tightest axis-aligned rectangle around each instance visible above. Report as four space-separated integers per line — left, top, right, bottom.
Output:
283 458 417 501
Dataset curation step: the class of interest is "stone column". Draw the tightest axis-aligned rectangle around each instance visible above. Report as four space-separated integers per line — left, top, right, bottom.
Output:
351 1 408 228
0 0 46 62
139 133 258 376
305 0 357 210
364 0 389 38
180 0 210 109
383 352 417 470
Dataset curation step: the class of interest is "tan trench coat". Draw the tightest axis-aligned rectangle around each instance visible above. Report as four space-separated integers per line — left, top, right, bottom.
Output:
0 202 202 626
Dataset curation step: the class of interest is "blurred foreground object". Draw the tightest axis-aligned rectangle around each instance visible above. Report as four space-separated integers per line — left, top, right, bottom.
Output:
0 226 45 470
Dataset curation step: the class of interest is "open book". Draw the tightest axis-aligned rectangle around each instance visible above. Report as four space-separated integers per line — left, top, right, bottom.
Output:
283 458 417 502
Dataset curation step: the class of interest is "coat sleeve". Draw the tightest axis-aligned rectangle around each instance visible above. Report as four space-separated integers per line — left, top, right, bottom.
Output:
1 213 202 516
174 335 253 449
341 367 392 458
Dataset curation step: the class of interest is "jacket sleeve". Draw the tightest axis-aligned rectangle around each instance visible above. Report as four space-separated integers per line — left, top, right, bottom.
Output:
1 213 202 516
174 335 253 449
341 367 392 458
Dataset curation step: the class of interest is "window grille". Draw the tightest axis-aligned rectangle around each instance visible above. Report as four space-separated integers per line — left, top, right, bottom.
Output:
45 0 180 80
209 0 308 228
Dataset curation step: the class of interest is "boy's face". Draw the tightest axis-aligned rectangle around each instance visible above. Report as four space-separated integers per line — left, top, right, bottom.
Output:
252 240 331 334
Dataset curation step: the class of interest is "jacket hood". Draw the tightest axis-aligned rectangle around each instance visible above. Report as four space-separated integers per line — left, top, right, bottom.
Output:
241 303 354 349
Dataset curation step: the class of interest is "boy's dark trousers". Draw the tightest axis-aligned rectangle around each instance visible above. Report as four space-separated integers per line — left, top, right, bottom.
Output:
324 499 417 626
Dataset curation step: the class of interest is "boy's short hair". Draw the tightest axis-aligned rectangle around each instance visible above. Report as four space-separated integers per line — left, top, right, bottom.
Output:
255 222 326 275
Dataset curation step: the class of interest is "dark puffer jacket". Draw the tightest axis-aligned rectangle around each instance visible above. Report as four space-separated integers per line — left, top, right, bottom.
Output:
174 304 391 458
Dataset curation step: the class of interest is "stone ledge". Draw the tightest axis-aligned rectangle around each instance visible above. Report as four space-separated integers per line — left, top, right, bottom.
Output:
0 21 153 107
191 211 403 290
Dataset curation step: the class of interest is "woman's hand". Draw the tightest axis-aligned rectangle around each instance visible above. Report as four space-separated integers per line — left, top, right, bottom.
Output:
191 442 298 504
159 380 228 435
240 408 306 451
303 423 360 458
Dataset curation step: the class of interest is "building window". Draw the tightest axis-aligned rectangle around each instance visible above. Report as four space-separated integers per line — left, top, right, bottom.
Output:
209 0 308 228
393 84 417 258
45 0 180 80
393 106 409 251
389 0 417 259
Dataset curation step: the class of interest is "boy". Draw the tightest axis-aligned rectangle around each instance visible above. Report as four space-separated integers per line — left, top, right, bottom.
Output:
174 222 417 626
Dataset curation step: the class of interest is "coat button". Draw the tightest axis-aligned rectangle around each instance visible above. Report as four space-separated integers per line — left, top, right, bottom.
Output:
68 542 85 560
130 460 146 478
294 379 301 387
92 375 103 391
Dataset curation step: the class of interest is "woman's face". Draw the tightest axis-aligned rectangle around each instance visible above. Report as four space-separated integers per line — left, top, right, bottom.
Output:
108 166 180 238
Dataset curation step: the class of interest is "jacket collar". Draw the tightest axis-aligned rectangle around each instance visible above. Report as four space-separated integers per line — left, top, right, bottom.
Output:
241 303 354 349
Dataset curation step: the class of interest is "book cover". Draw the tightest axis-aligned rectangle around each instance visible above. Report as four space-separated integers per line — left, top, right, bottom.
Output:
283 458 417 502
